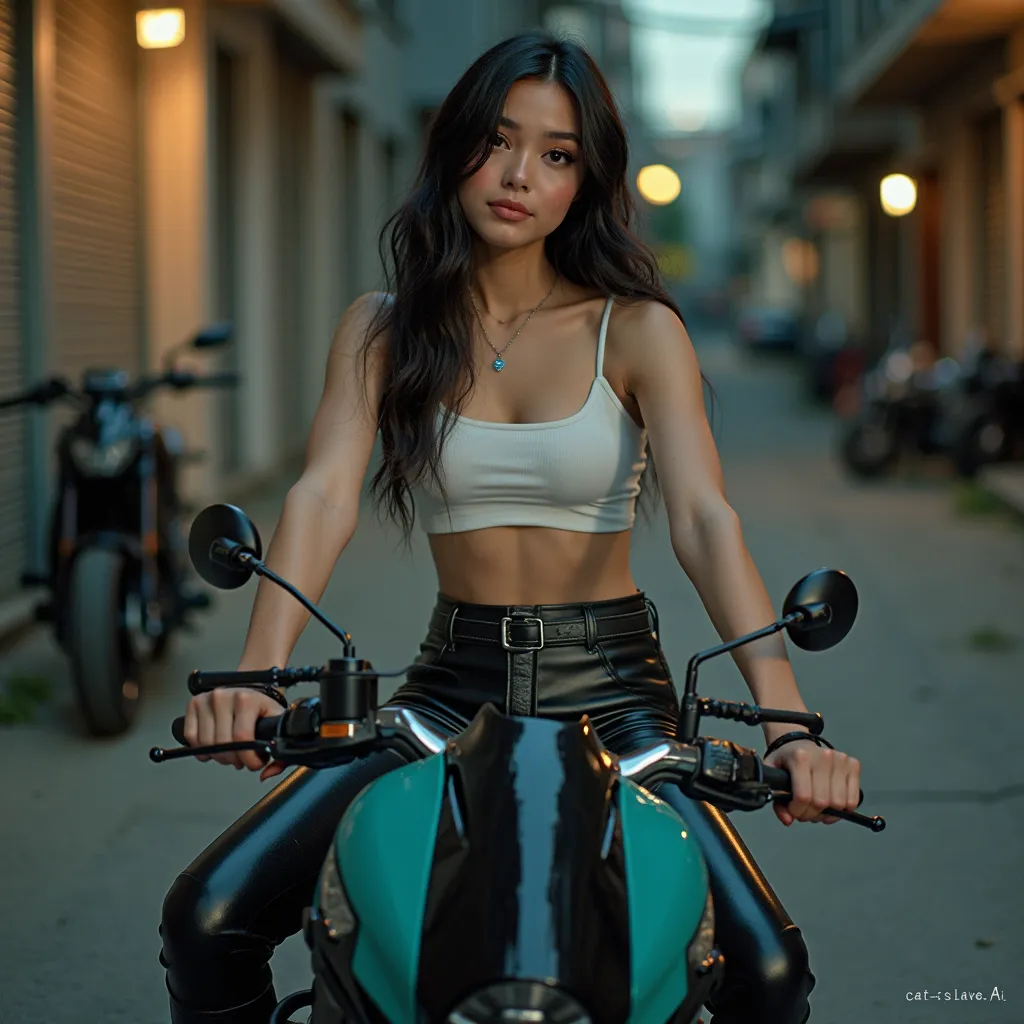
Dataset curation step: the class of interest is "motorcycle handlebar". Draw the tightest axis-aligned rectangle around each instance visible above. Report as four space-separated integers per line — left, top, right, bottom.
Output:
192 371 241 388
0 378 74 410
760 762 792 792
170 713 280 747
168 708 796 799
162 710 882 830
131 370 241 400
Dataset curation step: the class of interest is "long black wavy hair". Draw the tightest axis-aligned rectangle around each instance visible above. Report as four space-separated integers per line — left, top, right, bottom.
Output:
362 30 709 539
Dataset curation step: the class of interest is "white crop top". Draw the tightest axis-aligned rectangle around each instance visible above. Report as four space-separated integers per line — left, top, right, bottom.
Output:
411 296 648 534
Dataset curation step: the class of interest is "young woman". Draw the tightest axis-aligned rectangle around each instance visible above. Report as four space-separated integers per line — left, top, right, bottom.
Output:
160 32 861 1024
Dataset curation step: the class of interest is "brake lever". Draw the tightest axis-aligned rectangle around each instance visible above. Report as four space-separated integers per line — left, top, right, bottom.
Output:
783 802 886 832
150 739 271 763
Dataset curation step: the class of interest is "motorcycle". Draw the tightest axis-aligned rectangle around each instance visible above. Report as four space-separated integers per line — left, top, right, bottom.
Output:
0 326 238 736
837 341 960 478
946 350 1024 478
151 503 885 1024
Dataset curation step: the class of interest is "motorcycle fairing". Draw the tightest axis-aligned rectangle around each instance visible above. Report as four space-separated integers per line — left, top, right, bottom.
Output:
618 778 709 1024
321 704 712 1024
415 704 632 1023
332 752 447 1024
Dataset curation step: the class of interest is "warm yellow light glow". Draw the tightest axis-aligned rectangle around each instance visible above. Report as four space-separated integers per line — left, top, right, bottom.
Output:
136 8 186 49
636 164 681 206
880 173 917 217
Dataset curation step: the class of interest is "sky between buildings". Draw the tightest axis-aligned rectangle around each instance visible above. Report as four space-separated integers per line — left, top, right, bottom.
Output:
628 0 770 133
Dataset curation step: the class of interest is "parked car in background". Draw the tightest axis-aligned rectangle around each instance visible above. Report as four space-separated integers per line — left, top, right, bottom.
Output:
737 305 800 353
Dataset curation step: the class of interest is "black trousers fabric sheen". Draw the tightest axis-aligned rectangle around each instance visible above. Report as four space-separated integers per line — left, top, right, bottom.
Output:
159 592 814 1023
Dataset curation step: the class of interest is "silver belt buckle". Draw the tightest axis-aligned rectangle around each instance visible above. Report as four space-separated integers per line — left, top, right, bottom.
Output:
501 615 545 651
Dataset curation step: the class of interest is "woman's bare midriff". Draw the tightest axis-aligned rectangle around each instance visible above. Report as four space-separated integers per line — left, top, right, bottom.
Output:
427 526 639 605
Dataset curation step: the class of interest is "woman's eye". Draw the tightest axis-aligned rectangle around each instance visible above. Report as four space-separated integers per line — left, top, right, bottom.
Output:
549 149 576 165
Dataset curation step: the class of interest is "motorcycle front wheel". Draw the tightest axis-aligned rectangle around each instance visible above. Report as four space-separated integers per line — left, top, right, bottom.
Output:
68 547 140 736
840 417 899 477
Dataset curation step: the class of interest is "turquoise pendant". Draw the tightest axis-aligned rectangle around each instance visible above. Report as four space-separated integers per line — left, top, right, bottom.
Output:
493 358 505 371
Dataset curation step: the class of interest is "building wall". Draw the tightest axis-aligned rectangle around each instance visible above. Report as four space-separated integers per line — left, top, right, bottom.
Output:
0 0 24 601
1004 26 1024 359
405 0 540 114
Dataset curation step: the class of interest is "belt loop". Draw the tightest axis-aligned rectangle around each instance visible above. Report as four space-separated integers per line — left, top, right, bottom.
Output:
644 597 659 640
447 605 459 651
584 605 598 653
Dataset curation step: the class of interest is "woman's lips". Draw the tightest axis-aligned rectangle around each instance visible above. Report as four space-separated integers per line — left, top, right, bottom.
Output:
488 202 531 222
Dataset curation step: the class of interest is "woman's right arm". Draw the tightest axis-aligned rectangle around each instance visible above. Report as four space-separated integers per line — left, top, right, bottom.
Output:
184 291 391 770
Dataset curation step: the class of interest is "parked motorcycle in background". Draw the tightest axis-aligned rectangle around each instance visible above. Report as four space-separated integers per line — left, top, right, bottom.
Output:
837 339 961 478
946 346 1024 478
0 325 237 736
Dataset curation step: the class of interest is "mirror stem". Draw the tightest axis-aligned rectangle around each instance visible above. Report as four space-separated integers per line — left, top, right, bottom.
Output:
676 614 803 743
210 538 354 655
251 562 354 656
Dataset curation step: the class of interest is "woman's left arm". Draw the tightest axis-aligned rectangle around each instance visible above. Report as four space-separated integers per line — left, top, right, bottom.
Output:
623 301 861 825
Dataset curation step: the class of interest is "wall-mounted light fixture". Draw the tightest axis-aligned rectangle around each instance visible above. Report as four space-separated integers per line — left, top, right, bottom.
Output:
636 164 681 206
880 173 917 217
136 8 186 49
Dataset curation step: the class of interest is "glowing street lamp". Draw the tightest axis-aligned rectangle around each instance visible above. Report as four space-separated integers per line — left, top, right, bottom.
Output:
880 174 917 217
136 8 186 49
636 164 681 206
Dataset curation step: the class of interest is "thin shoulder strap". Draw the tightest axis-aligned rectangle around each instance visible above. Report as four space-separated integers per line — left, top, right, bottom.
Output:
596 296 614 377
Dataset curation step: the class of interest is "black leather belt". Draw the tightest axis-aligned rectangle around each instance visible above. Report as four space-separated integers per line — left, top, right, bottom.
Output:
440 603 654 651
428 594 656 718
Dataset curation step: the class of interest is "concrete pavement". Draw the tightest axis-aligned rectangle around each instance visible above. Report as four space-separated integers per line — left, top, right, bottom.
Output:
0 334 1021 1023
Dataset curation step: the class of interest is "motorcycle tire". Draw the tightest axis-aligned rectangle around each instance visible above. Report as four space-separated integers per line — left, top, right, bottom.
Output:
953 419 1009 478
68 547 140 736
840 419 899 478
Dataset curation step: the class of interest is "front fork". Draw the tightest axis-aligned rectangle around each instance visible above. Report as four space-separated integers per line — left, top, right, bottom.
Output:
138 425 163 636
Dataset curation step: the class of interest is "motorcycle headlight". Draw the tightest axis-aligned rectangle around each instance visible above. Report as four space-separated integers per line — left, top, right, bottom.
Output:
446 980 591 1024
315 843 356 940
69 436 137 477
687 891 716 971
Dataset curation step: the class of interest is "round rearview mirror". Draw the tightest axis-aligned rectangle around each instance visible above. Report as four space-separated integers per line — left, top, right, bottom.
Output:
188 504 262 590
782 568 858 651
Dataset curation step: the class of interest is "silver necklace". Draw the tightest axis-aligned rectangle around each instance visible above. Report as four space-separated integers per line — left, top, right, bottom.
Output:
470 275 558 372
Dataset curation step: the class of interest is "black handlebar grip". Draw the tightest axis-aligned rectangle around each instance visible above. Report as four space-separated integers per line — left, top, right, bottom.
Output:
171 713 281 745
760 762 792 794
756 708 824 734
172 716 188 745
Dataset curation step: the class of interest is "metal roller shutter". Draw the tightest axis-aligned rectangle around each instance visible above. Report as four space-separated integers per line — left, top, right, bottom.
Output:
0 0 25 601
51 0 141 379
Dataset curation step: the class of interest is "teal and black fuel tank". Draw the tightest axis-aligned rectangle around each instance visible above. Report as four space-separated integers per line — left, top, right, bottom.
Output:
308 704 716 1024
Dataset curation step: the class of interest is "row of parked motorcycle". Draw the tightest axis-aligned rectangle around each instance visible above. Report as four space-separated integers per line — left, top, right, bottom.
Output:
836 338 1024 479
0 325 236 737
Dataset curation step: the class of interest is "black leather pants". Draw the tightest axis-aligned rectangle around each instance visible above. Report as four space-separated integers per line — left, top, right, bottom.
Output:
160 592 814 1023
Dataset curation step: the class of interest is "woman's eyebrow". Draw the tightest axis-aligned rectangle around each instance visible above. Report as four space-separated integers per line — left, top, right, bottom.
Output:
498 115 580 145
